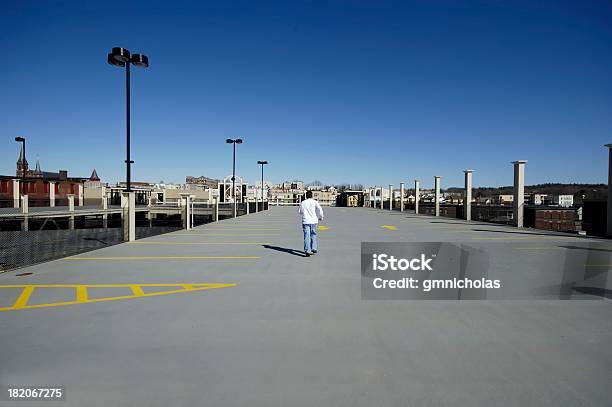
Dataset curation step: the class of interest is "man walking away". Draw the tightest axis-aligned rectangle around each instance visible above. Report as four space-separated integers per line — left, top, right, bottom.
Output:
298 191 324 257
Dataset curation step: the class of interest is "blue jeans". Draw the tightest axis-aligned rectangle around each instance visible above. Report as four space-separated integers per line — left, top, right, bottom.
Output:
302 223 318 253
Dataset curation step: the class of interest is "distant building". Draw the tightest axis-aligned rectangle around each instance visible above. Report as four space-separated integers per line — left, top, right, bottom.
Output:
84 169 102 189
185 175 220 189
1 145 86 207
529 194 548 205
553 195 574 207
495 194 514 205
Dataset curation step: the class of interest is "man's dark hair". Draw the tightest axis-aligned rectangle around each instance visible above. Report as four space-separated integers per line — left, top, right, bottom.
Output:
306 190 313 199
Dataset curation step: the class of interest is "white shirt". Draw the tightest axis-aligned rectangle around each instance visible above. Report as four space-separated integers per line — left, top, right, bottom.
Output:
298 198 324 224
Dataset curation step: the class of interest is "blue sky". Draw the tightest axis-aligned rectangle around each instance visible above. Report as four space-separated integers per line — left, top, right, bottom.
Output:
1 0 611 189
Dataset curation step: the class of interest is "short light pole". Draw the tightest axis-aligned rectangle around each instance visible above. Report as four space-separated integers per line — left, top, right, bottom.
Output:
107 47 149 192
257 160 268 211
226 138 243 217
14 137 25 196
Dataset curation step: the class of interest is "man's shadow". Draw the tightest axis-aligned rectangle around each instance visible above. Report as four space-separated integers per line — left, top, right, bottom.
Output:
262 245 308 257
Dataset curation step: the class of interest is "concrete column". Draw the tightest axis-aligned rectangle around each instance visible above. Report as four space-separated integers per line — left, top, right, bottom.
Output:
512 160 527 228
49 181 56 207
191 198 194 229
69 215 75 230
400 182 405 212
389 184 393 211
147 195 152 208
21 195 28 214
180 193 192 230
21 217 28 231
606 145 612 237
414 180 420 215
101 186 108 210
247 198 250 214
78 184 83 206
434 176 441 217
67 194 75 212
102 214 108 228
121 191 136 242
13 180 20 208
464 170 473 221
214 197 219 222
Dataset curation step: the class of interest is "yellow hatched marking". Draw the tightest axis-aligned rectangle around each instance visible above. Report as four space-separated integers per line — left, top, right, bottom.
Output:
381 225 397 231
76 286 88 302
318 225 329 231
13 286 35 309
131 285 145 296
0 283 235 312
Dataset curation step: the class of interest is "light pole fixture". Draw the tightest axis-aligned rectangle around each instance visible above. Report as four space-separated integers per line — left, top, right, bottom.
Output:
107 47 149 192
15 137 25 196
257 160 268 211
226 138 243 217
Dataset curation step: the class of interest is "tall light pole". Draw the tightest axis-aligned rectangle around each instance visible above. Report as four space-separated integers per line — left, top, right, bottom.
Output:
107 47 149 192
15 137 25 196
226 138 243 217
257 160 268 211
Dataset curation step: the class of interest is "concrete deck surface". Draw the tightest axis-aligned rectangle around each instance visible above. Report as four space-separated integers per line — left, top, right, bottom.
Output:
0 207 611 407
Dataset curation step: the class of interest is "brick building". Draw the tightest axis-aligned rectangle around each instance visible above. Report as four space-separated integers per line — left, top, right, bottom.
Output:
0 146 86 208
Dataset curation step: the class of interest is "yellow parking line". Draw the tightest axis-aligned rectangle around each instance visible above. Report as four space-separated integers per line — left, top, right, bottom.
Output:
381 225 397 231
13 286 34 309
0 283 231 288
0 283 236 312
131 285 145 296
128 241 271 245
63 256 260 261
76 286 88 302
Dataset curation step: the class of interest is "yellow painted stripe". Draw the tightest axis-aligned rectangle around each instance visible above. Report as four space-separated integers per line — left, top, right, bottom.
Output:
76 286 88 302
64 256 260 260
381 225 397 231
128 241 270 245
13 286 35 309
131 285 145 296
318 225 330 231
0 284 236 312
0 283 233 288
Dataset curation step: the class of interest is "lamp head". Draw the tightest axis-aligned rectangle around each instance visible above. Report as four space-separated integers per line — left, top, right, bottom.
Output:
226 139 233 144
107 53 125 67
235 139 243 144
110 47 131 63
131 53 149 68
257 160 268 165
15 137 25 142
